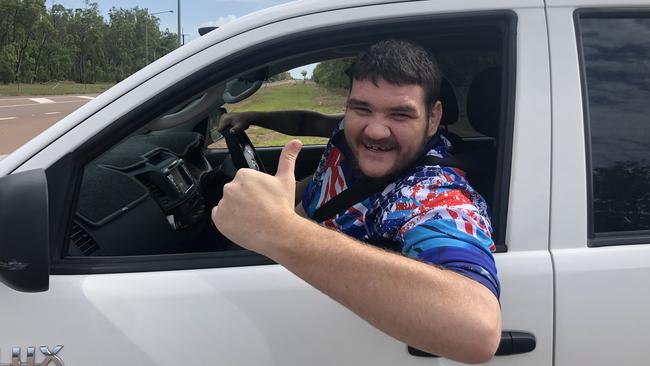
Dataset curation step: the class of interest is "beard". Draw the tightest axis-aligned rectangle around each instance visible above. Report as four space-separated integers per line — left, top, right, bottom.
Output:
347 130 431 183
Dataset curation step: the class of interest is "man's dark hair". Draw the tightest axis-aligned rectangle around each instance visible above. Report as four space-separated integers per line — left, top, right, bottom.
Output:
348 39 442 110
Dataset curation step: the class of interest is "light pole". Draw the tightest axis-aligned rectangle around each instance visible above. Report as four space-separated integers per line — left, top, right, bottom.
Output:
181 30 191 45
177 0 181 47
146 9 173 65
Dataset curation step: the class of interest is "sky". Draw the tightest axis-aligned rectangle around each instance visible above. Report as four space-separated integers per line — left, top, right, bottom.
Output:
49 0 315 77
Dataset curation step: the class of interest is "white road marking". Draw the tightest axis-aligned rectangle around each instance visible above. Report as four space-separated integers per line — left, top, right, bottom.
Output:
0 97 34 101
29 97 55 104
44 112 60 115
0 117 17 121
76 96 95 100
0 100 86 109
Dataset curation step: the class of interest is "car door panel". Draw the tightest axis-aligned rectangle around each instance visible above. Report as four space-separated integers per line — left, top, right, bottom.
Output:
548 5 650 366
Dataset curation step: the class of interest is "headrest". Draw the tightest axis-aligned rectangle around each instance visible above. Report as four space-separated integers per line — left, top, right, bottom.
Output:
466 67 501 137
440 77 459 126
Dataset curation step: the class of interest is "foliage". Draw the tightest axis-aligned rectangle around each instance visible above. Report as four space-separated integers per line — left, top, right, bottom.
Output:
0 0 178 85
312 57 354 90
267 71 292 82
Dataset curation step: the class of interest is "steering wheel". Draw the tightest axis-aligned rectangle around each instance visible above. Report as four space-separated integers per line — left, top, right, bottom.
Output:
220 127 267 177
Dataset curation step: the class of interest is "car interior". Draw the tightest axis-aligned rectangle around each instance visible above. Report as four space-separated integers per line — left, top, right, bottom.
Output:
64 14 514 261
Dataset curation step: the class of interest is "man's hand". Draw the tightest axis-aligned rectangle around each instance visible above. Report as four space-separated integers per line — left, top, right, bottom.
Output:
211 139 303 255
217 112 256 134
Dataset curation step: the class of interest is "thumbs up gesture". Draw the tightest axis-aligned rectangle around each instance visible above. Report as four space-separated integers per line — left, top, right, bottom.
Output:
212 140 304 255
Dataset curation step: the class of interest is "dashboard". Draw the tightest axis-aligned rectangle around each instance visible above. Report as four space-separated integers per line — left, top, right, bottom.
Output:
69 132 223 256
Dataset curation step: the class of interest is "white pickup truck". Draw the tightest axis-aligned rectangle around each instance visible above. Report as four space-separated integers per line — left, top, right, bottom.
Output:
1 0 649 365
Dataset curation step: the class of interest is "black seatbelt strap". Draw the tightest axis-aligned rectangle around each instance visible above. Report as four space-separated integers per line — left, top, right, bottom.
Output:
313 154 468 223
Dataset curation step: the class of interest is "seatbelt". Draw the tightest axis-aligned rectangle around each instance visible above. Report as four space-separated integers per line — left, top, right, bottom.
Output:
313 152 480 223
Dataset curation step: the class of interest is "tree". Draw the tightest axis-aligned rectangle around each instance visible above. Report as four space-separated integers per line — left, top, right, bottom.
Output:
7 0 47 82
42 4 74 81
68 2 105 83
300 69 307 81
312 57 354 89
267 71 291 82
0 47 17 83
0 0 179 84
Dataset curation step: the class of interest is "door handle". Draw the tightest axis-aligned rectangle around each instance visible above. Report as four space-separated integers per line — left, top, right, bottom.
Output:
408 331 536 357
495 331 536 355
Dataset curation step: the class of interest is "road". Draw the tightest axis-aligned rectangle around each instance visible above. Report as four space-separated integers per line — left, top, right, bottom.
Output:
0 94 96 155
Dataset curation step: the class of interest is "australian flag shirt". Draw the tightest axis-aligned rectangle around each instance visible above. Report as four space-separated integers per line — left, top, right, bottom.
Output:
302 121 500 298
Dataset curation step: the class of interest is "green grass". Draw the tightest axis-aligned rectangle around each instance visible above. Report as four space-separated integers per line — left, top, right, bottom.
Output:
223 81 347 147
0 82 115 96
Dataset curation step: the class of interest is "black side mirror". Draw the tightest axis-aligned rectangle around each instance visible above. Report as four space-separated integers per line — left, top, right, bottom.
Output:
0 169 49 292
198 26 218 36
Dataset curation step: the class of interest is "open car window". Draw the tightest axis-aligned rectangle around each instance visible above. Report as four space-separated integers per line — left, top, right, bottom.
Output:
56 12 515 274
212 64 346 148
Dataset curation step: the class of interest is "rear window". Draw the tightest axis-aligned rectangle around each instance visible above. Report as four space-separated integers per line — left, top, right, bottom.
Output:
579 14 650 236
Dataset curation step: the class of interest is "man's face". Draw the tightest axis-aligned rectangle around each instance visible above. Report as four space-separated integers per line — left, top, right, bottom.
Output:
344 78 442 178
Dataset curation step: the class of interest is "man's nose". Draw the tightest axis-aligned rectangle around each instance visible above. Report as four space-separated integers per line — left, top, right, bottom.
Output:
364 121 391 140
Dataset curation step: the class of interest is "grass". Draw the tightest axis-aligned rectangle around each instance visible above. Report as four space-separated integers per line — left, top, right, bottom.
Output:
220 81 347 147
0 81 115 96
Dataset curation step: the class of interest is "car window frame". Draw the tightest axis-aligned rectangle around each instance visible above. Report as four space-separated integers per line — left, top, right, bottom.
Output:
46 11 517 275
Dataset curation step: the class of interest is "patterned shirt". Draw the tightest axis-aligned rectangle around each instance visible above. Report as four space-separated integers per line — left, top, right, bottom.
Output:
302 121 500 297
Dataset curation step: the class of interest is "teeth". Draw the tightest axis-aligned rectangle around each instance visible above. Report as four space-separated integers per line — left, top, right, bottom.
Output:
365 144 391 152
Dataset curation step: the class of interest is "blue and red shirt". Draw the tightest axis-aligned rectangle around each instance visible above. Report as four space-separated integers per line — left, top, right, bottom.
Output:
302 121 500 298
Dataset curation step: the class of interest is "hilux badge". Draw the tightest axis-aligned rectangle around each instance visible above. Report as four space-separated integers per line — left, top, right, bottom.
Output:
0 345 64 366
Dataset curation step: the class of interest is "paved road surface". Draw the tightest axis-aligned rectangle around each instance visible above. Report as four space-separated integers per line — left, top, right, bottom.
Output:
0 95 96 154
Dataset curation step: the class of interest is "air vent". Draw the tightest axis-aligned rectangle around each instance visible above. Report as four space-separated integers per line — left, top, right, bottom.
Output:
69 221 100 256
143 181 174 210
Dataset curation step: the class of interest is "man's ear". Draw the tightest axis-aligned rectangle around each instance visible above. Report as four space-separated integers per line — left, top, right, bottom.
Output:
428 100 443 137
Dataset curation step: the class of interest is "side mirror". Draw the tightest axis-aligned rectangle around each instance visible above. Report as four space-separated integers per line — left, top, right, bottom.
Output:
198 26 218 36
0 169 49 292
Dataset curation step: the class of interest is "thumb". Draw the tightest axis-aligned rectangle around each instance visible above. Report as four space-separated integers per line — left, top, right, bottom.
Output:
276 139 302 179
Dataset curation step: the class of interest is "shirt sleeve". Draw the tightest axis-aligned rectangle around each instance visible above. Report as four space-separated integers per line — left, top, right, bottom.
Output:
395 187 500 298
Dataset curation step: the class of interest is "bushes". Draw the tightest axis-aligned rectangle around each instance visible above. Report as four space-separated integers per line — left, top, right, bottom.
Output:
312 58 353 90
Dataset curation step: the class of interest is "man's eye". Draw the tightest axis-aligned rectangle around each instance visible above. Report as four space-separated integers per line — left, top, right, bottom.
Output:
352 107 371 114
392 113 411 121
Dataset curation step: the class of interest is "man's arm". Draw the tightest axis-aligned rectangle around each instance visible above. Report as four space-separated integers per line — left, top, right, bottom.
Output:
212 141 501 364
279 219 500 363
219 110 342 137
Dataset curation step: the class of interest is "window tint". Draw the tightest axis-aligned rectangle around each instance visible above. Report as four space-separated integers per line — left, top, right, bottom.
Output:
580 15 650 234
439 50 501 138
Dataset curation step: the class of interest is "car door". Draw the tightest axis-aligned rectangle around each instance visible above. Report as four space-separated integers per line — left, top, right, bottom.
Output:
0 1 553 365
547 2 650 365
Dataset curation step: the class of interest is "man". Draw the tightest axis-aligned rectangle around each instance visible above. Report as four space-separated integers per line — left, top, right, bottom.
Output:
212 40 501 364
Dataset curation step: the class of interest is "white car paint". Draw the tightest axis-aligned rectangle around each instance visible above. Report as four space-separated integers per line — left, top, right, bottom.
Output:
547 4 650 366
0 0 648 365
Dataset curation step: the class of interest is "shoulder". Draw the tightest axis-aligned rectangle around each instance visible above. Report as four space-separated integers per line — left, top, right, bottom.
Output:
374 162 491 233
387 164 474 208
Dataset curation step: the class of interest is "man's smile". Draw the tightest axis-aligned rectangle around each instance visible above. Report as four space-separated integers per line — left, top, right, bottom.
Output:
363 143 395 152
